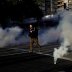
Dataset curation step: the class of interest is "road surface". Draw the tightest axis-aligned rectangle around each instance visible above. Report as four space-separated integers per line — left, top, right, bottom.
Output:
0 44 72 72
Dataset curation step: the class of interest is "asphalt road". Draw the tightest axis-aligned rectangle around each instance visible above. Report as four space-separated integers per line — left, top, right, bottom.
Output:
0 44 72 72
0 43 59 56
0 52 72 72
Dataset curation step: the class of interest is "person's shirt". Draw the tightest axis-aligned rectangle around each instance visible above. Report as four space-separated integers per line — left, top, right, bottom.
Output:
29 26 38 38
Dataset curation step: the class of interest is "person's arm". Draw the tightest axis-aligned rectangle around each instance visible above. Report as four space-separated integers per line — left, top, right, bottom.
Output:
30 27 35 33
30 28 32 33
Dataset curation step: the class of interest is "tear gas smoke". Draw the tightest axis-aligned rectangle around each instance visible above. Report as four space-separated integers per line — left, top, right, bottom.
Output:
0 14 62 47
39 27 61 46
53 41 68 64
0 27 27 47
53 11 72 64
0 26 61 47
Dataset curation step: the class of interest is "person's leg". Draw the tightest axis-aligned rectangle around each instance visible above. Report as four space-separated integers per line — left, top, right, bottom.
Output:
34 38 41 51
30 38 33 52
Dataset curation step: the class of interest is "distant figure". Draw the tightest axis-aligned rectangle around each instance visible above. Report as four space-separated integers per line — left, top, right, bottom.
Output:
64 3 67 9
29 24 40 52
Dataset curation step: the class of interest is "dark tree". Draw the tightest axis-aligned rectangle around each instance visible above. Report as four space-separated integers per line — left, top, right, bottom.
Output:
0 0 43 28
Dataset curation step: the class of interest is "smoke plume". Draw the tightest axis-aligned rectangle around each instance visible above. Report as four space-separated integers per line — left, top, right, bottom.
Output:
0 25 61 47
53 10 72 64
39 27 61 45
0 26 23 47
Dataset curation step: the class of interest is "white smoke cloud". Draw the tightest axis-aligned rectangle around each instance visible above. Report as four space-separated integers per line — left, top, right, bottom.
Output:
39 26 61 46
0 25 61 47
53 42 68 64
53 11 72 64
0 26 23 47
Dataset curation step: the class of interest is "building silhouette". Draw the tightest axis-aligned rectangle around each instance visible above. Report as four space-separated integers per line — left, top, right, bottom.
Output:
37 0 64 15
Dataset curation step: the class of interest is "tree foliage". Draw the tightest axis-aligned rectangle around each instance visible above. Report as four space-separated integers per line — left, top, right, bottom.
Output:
33 0 45 6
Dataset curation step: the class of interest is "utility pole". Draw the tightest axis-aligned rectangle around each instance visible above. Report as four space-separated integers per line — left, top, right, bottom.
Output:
50 0 53 14
45 0 52 15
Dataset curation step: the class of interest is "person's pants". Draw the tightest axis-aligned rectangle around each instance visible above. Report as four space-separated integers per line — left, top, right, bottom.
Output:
30 37 40 51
